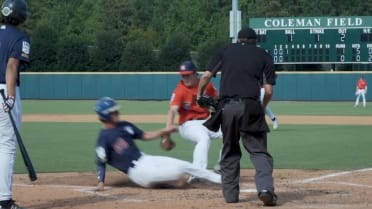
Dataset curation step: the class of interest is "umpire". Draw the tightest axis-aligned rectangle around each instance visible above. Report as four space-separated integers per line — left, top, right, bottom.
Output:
197 27 277 206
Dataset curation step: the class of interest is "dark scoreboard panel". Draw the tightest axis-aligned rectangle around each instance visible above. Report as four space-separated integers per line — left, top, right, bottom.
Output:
249 16 372 64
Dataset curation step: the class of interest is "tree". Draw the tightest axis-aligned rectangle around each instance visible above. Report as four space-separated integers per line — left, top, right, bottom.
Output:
158 32 192 71
28 23 58 71
89 30 124 71
120 40 156 71
55 34 89 71
197 38 228 69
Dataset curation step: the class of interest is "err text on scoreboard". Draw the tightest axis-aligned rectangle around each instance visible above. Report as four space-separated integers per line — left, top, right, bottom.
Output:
249 16 372 64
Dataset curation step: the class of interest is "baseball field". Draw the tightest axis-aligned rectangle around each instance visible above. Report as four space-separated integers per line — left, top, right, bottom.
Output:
12 100 372 209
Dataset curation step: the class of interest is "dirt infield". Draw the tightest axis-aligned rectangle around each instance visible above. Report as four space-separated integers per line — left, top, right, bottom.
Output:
12 114 372 209
22 114 372 125
13 169 372 209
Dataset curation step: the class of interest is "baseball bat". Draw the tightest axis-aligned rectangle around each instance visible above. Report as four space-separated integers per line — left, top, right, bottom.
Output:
0 89 37 181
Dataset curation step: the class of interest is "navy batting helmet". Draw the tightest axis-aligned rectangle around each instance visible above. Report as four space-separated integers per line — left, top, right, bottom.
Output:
95 97 120 122
1 0 28 24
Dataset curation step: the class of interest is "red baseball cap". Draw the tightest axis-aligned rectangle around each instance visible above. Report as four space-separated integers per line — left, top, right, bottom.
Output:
179 61 197 75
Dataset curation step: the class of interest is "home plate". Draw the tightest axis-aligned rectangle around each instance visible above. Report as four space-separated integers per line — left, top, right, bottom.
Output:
241 188 256 193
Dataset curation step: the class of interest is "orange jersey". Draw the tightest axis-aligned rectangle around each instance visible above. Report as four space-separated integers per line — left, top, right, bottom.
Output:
170 80 217 125
357 79 367 89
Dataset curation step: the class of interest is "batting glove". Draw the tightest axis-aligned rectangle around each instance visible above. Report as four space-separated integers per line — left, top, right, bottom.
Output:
2 96 15 112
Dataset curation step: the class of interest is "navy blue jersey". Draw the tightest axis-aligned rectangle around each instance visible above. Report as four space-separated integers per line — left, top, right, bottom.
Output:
96 121 144 182
0 24 30 85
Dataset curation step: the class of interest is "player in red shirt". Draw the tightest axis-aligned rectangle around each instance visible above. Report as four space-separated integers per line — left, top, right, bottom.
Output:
165 61 222 180
354 76 367 108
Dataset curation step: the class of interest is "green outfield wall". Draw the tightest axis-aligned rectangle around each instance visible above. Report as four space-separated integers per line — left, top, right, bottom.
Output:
20 72 371 101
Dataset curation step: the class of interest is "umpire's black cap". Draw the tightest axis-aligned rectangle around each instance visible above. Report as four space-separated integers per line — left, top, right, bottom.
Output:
238 27 257 39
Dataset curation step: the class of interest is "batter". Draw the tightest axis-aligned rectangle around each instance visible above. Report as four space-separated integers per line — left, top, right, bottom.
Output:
0 0 29 208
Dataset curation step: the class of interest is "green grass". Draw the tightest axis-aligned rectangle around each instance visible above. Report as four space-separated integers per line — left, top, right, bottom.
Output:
11 100 372 174
15 122 372 174
270 101 372 116
269 125 372 169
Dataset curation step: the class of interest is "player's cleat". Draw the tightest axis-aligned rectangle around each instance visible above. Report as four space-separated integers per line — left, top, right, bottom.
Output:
213 164 221 174
187 175 209 184
272 119 278 130
0 200 27 209
258 190 277 206
187 175 197 184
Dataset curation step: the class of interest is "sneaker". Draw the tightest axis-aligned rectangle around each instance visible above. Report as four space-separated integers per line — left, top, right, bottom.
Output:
258 190 277 206
0 200 27 209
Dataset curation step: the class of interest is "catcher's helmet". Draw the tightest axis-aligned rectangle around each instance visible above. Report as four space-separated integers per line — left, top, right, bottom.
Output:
179 61 197 75
95 97 120 122
1 0 28 24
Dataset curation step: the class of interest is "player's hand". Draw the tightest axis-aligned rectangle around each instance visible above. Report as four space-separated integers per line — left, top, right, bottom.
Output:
96 182 104 191
2 96 15 112
164 125 178 133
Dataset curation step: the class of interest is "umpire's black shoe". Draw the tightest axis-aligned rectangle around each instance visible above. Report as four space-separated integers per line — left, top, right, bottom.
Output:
258 190 277 206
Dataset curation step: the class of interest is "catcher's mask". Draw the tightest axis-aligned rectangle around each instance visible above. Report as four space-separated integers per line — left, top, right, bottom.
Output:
95 97 120 122
1 0 28 25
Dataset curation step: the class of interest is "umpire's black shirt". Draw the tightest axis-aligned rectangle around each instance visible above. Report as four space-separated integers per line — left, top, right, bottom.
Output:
206 42 276 99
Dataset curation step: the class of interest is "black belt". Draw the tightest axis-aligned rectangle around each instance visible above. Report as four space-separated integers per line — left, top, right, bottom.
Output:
223 97 259 104
188 117 206 121
225 98 245 104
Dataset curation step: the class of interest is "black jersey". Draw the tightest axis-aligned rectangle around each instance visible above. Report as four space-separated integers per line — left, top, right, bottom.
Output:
206 42 276 99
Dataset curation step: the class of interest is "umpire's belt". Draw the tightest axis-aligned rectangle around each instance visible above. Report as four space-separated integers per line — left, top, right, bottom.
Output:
223 97 259 104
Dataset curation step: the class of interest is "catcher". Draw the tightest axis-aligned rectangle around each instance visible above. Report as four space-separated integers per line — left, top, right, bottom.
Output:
165 61 222 180
94 97 221 190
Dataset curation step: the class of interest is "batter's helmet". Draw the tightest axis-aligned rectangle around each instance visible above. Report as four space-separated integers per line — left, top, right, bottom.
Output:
1 0 28 24
95 97 120 122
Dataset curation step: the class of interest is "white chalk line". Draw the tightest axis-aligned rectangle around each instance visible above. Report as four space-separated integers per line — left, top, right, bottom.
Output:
15 183 146 202
295 168 372 184
312 181 372 189
241 168 372 193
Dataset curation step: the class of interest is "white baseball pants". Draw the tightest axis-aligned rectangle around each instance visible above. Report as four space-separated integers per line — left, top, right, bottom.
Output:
0 85 22 201
355 89 366 107
178 119 222 169
127 154 221 187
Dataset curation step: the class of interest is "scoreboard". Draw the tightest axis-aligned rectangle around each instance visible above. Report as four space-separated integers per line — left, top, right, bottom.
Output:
249 16 372 64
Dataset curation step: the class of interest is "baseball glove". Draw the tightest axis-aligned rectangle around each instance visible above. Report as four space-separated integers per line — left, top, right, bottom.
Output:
160 135 176 151
197 96 217 109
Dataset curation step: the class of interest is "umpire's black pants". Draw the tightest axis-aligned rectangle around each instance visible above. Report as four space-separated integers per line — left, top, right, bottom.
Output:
220 101 275 203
